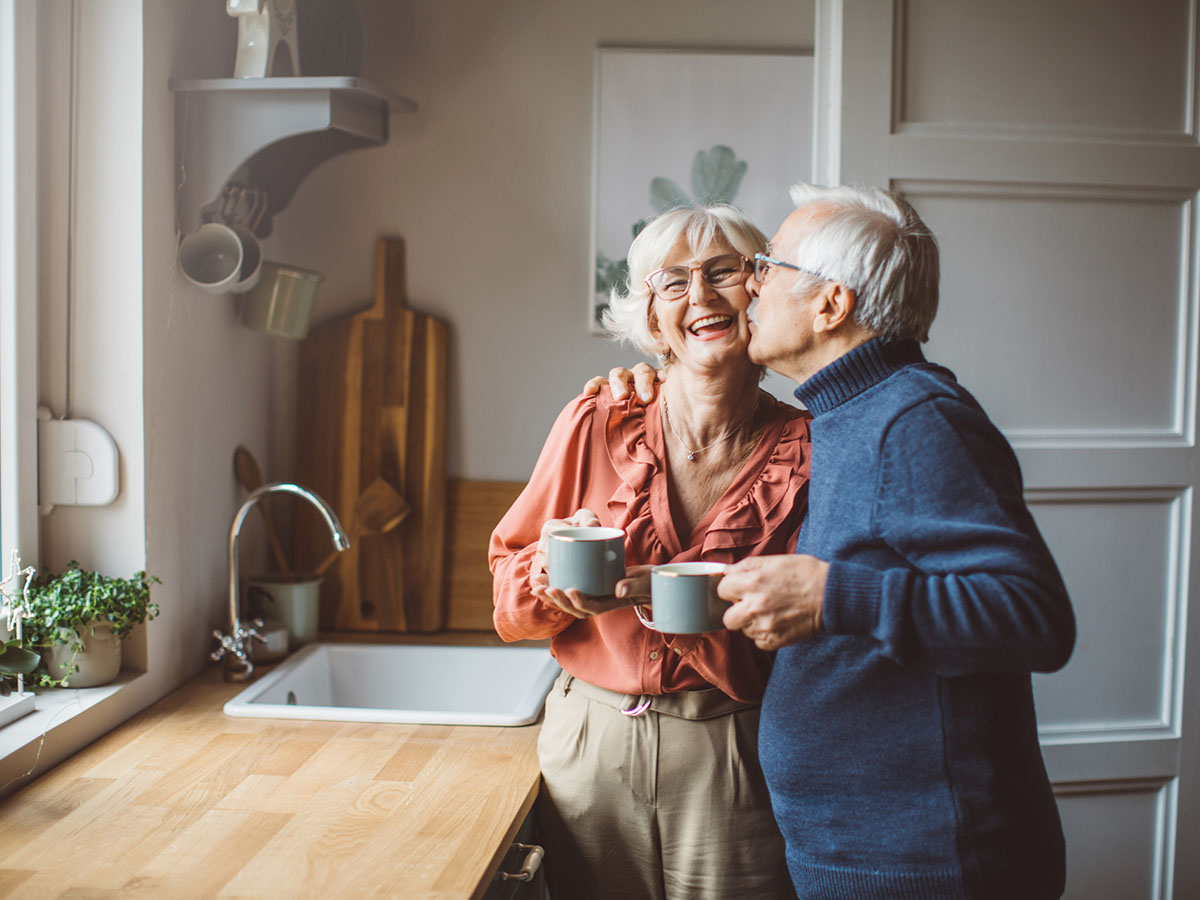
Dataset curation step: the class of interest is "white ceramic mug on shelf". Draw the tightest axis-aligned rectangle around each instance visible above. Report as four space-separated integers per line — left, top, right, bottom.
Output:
178 223 245 293
228 223 263 293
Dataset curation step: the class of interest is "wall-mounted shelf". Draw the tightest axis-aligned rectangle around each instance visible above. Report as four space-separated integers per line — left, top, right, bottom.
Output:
170 77 417 238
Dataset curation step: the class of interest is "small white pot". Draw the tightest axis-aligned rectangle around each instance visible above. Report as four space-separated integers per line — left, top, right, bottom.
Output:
44 621 122 688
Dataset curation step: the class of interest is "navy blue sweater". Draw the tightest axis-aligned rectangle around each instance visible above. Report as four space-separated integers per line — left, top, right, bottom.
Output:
761 339 1075 900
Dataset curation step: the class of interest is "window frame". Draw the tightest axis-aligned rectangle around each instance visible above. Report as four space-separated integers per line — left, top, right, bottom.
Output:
0 1 153 796
0 1 41 576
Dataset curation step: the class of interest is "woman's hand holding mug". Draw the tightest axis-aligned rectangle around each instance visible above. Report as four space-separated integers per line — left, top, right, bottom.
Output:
531 508 650 619
532 508 601 577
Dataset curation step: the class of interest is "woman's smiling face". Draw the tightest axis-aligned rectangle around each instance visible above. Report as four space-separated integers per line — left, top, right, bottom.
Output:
649 237 753 374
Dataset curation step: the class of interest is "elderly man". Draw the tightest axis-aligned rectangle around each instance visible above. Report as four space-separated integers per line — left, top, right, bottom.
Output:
716 183 1075 900
598 182 1075 900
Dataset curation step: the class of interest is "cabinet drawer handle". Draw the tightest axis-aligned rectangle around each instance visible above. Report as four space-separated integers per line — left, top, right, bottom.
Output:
500 842 545 882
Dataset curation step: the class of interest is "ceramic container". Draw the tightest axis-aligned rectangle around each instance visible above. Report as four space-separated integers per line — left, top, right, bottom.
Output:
240 261 324 339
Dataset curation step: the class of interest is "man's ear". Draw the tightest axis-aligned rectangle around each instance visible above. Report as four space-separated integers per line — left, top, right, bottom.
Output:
812 283 857 335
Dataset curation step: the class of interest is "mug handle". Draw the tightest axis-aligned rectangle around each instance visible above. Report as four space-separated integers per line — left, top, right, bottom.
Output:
634 603 657 630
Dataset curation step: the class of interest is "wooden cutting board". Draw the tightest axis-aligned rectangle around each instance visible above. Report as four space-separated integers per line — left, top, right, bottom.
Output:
292 238 448 632
443 479 527 631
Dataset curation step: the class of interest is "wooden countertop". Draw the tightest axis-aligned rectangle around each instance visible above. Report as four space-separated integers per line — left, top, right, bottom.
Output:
0 664 542 899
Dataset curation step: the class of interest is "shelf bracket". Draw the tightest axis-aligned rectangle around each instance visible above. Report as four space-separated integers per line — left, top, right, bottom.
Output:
171 77 416 239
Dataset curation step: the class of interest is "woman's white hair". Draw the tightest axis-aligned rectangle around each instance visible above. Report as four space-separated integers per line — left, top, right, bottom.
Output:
784 183 940 342
601 203 767 360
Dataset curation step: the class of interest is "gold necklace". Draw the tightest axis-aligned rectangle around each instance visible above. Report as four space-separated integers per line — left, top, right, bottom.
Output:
662 394 759 462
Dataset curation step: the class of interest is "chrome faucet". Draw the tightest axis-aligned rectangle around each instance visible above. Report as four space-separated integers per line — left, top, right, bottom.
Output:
212 482 349 682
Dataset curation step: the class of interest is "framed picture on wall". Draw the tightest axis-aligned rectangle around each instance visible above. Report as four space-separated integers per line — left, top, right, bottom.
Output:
590 47 815 333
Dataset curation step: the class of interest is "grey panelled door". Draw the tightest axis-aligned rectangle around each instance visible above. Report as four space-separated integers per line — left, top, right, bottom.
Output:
817 1 1200 897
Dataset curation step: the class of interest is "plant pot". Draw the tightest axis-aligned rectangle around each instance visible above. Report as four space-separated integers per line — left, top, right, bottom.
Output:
43 621 122 688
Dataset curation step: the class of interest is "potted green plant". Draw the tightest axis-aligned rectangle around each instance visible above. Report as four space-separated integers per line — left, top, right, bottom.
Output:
23 562 160 688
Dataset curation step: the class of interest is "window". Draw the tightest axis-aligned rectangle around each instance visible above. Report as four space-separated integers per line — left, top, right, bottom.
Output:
0 0 150 796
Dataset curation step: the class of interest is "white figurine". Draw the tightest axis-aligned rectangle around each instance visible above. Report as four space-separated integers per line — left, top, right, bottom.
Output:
227 0 301 78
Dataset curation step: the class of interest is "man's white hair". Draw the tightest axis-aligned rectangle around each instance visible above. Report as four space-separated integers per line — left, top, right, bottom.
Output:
783 183 940 342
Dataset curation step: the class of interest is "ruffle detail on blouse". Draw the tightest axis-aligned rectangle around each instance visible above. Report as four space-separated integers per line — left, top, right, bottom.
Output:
700 409 810 554
601 392 810 559
602 395 668 560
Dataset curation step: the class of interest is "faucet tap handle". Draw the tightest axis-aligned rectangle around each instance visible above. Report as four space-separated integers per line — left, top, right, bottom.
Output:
236 618 268 645
211 628 240 662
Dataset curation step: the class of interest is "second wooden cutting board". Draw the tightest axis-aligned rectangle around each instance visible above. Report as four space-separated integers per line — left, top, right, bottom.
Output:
293 237 448 632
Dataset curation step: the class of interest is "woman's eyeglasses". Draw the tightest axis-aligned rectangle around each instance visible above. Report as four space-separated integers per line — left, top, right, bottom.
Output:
645 254 749 301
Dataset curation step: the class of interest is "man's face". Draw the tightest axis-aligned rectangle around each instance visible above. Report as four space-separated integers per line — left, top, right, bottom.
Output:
746 207 822 382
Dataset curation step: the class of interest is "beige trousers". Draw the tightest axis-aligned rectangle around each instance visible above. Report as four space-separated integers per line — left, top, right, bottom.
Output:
535 672 796 900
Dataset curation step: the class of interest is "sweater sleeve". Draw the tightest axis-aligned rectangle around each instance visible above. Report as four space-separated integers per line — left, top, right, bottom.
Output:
489 393 601 642
822 395 1075 676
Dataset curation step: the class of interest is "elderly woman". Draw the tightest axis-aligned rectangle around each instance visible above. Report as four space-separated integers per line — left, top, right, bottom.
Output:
489 203 809 900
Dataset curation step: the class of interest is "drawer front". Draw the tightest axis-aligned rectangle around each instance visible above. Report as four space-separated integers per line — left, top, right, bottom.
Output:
484 806 546 900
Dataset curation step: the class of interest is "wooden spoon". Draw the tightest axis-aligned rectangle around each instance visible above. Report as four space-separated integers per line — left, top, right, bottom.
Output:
232 445 293 576
311 477 410 578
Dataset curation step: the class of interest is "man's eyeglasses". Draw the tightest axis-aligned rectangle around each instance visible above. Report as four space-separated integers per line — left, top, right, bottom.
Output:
753 253 814 283
645 254 749 301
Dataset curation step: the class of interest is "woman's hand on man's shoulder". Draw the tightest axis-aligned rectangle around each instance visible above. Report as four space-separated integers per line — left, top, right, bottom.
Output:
582 362 663 403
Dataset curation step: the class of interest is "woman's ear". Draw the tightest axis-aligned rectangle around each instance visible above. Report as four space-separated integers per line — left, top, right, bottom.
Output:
812 283 857 335
647 307 669 354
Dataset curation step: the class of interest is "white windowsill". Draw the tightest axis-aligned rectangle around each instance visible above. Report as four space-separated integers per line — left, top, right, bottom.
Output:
0 671 141 791
0 693 35 727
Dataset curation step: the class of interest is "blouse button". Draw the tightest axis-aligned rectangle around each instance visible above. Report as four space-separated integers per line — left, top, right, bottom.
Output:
648 651 659 661
674 647 683 655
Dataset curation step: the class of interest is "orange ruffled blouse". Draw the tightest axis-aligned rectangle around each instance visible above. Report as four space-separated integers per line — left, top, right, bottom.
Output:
489 387 811 703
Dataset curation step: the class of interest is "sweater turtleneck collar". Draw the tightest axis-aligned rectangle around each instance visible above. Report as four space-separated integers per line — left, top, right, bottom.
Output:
793 338 926 417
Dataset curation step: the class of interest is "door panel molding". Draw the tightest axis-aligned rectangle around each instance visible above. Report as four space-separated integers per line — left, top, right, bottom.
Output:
891 0 1198 142
1042 740 1180 782
905 181 1195 446
1030 489 1188 736
1054 779 1173 900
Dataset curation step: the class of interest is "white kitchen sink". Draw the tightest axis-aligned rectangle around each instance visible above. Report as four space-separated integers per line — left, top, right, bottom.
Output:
223 642 559 726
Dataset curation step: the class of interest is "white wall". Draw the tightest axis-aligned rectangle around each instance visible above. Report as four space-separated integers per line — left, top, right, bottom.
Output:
139 1 278 687
37 0 147 618
267 0 815 481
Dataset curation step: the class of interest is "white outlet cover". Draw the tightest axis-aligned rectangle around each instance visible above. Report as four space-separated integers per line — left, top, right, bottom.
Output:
37 407 120 512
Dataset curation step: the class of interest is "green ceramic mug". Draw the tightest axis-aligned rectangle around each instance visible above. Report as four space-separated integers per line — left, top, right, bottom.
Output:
547 527 626 598
637 561 729 634
240 261 324 339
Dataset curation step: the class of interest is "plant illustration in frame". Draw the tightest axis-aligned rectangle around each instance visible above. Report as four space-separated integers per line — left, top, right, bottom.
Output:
590 49 813 333
595 145 751 323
